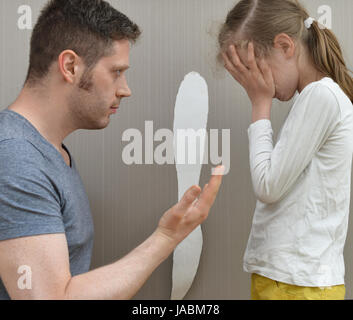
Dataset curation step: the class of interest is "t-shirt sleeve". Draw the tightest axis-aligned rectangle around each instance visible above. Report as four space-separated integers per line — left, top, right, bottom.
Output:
0 139 65 241
248 83 341 204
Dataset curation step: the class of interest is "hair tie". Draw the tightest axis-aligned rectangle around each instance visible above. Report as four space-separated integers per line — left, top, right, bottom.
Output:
304 17 315 29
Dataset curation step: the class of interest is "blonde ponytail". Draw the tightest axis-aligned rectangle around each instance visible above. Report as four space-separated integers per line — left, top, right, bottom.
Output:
307 20 353 103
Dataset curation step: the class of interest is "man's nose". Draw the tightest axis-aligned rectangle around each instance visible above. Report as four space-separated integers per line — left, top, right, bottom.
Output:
116 75 132 98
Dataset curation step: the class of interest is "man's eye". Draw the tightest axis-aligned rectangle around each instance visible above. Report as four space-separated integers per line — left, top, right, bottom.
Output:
116 70 121 77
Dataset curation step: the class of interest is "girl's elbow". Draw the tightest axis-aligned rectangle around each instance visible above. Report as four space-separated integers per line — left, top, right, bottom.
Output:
254 186 281 204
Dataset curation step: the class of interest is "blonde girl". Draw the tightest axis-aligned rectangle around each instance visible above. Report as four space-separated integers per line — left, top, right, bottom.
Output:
218 0 353 300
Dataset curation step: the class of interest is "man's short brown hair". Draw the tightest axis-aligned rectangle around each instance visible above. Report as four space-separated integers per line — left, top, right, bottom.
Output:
25 0 141 86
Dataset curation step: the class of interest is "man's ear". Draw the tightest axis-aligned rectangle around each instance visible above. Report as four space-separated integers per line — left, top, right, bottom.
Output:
58 50 81 84
273 33 295 58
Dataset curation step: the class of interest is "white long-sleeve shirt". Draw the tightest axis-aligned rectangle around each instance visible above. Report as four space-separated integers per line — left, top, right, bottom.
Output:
243 77 353 287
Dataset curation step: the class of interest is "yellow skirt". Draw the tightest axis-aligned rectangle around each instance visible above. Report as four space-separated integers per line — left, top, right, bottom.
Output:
251 273 345 300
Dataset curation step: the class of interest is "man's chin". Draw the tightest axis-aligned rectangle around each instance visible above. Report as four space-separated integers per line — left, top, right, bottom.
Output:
95 120 110 130
82 118 110 131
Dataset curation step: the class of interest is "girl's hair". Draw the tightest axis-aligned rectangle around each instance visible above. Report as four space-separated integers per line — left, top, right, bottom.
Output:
218 0 353 103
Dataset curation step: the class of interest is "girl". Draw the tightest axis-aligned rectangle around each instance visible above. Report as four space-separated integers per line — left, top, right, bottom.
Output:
218 0 353 300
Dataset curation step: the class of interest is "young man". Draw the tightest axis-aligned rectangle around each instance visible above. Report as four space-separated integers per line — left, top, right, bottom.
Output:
0 0 223 300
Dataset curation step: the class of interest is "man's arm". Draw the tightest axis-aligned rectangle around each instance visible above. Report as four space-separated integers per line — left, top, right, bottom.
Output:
0 167 223 300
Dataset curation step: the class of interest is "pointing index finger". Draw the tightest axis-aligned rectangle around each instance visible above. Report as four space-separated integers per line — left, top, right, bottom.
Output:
195 166 224 211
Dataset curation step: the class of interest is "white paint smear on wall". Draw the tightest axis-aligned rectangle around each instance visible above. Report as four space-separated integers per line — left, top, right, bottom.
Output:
171 72 209 300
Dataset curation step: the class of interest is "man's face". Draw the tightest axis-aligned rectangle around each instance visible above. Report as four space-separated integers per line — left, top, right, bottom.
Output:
68 39 132 130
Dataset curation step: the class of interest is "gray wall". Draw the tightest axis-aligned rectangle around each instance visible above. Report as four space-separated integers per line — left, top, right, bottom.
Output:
1 0 352 300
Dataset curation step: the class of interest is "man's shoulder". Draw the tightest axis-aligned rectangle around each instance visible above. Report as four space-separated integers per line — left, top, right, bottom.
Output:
0 138 46 167
0 109 26 137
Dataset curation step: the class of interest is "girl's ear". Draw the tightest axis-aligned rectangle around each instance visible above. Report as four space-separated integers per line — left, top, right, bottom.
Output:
273 33 296 57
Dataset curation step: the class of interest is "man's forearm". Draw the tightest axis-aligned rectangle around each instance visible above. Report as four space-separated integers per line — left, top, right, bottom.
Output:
64 230 175 300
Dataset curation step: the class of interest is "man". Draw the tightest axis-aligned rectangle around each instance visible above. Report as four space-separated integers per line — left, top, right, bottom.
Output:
0 0 223 300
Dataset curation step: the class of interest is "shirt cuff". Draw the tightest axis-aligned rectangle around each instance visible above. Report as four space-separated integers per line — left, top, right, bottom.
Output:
248 119 272 136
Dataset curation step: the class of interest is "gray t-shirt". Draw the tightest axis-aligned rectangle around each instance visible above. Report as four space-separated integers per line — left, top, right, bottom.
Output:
0 109 94 299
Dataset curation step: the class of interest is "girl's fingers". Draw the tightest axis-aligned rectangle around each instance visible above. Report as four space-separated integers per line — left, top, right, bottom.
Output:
247 42 259 72
221 51 235 72
259 58 273 84
228 45 248 75
221 51 242 83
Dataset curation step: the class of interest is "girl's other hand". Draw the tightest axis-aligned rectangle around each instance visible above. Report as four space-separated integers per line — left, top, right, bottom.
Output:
222 42 276 108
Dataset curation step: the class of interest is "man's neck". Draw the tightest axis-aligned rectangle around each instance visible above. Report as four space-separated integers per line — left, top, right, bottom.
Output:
8 86 77 153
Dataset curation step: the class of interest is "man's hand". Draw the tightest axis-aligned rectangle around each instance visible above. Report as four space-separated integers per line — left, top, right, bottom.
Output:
0 167 224 300
156 166 224 247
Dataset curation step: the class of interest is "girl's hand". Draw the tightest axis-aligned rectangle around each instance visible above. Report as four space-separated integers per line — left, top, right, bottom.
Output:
221 42 275 108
